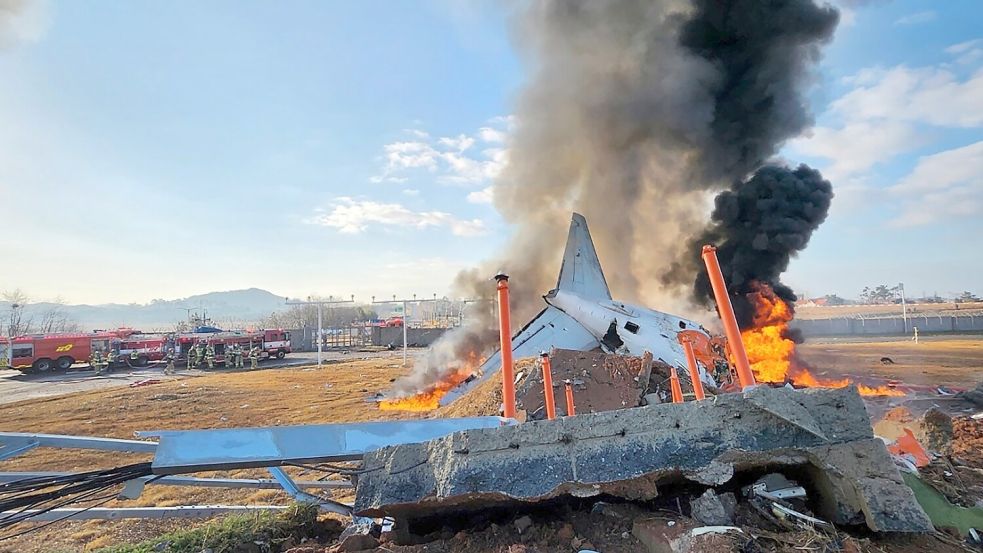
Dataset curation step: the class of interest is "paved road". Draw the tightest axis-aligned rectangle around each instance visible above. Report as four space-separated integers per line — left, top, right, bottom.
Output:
0 349 414 405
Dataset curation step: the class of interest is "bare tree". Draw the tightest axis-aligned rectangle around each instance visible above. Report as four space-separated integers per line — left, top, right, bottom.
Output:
2 289 33 337
36 297 81 333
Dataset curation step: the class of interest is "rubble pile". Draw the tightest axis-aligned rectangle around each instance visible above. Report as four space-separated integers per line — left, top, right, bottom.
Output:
517 349 653 419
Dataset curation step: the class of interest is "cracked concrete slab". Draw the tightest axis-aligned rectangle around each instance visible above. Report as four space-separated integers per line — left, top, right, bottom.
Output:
354 386 932 533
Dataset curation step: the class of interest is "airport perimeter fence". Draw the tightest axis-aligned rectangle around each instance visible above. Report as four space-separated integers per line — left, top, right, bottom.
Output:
792 314 983 338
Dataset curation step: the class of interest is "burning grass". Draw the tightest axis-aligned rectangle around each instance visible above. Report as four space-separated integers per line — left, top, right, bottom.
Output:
741 282 904 397
378 367 475 412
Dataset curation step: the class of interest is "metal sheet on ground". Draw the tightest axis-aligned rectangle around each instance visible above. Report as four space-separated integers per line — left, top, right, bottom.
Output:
141 417 513 473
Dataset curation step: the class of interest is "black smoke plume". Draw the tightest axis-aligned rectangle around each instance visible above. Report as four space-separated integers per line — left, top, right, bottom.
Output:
692 165 834 328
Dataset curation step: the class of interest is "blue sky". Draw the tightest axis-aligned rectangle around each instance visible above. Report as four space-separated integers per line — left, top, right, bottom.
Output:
1 0 980 305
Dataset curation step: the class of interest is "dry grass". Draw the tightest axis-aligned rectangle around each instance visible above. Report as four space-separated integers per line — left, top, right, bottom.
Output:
0 358 421 552
797 337 983 388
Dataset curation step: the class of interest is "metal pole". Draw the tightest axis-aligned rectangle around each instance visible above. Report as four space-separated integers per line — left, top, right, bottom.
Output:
701 245 756 389
402 300 408 366
495 273 516 419
317 302 323 368
899 282 908 335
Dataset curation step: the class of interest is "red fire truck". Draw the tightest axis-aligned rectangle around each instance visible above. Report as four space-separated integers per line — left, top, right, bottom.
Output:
1 329 290 373
175 329 291 366
0 331 124 372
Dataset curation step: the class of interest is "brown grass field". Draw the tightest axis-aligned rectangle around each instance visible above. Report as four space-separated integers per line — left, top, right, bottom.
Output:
0 336 980 551
797 336 983 388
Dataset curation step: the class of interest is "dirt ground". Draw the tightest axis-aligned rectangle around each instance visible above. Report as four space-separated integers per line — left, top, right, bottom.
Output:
0 336 981 552
797 336 983 389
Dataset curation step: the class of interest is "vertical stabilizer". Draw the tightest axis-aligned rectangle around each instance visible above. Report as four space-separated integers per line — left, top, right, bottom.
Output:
555 213 611 300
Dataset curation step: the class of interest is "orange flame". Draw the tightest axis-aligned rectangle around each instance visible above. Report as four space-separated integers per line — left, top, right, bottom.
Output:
378 353 481 412
740 282 903 397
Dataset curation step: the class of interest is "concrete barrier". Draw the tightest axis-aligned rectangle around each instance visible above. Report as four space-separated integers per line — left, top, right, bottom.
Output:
793 315 983 338
371 327 448 347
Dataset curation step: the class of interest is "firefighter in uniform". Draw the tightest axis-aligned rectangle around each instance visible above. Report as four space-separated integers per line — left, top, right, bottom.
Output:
249 346 260 369
106 348 117 372
187 344 199 370
163 348 176 375
204 342 215 369
233 343 244 368
90 349 104 375
129 349 140 368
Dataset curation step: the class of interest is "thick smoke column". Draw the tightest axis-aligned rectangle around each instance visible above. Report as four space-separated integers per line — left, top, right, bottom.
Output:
692 165 834 327
389 0 839 397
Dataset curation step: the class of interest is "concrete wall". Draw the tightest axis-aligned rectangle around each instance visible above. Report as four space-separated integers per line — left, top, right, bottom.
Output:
286 328 314 351
792 315 983 338
371 327 448 347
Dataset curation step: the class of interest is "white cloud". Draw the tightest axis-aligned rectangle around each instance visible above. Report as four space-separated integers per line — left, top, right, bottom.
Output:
888 141 983 227
466 186 494 204
833 66 983 127
371 116 512 186
401 188 419 196
946 38 983 66
437 134 475 152
478 127 507 143
893 11 936 26
404 129 430 138
790 121 924 180
308 197 487 237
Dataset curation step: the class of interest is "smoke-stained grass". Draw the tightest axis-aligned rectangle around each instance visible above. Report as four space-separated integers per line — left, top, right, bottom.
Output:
94 503 339 553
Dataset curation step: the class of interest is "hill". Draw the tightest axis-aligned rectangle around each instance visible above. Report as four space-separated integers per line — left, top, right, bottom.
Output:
1 288 290 331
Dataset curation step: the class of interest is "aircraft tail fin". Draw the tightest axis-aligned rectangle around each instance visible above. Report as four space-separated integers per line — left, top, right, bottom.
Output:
555 213 611 300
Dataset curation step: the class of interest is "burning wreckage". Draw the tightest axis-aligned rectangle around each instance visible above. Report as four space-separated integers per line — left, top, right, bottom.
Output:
1 212 969 551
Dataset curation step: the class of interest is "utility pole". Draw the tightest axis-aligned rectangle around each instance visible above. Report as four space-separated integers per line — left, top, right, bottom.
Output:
899 282 908 334
372 294 439 366
286 295 355 368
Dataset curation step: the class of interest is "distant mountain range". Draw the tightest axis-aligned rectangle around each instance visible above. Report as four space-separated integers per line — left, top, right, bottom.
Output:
1 288 291 331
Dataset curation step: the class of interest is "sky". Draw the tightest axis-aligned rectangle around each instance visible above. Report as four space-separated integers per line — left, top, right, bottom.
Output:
1 0 980 306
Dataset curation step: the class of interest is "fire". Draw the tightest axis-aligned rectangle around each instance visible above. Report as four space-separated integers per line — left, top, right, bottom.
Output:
378 353 481 412
739 282 903 397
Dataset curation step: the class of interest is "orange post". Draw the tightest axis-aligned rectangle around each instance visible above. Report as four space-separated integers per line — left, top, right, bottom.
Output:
540 352 557 420
701 245 756 390
495 273 516 419
669 367 684 403
563 380 575 416
681 340 706 400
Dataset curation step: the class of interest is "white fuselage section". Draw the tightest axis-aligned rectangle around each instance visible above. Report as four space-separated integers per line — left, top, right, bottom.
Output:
545 289 705 369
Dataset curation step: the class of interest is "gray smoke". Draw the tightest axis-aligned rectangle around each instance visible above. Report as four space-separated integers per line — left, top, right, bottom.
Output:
389 0 838 396
0 0 43 49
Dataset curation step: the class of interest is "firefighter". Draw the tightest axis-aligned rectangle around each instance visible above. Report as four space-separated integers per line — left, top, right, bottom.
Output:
163 348 176 375
129 349 140 368
187 344 199 370
205 342 215 369
90 349 104 375
249 346 260 369
233 343 244 368
106 348 117 372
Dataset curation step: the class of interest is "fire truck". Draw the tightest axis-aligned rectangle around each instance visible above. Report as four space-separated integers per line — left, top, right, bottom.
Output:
1 329 290 373
175 329 292 366
0 331 125 372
